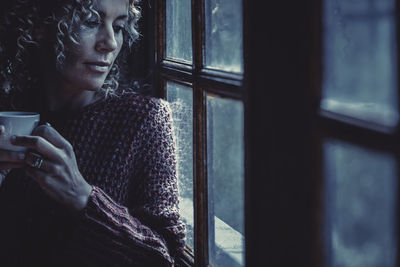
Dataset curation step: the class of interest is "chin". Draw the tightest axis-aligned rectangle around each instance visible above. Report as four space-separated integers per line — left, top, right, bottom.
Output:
81 78 107 91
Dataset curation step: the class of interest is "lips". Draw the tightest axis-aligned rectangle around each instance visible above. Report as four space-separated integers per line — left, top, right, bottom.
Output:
84 61 111 73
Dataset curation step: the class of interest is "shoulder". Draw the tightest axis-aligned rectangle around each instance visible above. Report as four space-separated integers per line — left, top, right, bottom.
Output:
105 93 170 114
109 93 172 121
129 93 170 114
100 93 173 133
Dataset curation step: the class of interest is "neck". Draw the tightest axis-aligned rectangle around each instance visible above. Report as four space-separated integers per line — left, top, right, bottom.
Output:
46 89 98 112
41 75 100 113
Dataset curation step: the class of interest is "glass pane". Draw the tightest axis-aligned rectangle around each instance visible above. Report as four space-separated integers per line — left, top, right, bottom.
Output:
322 0 398 127
166 0 193 62
323 140 397 267
205 0 243 73
207 95 245 266
166 82 194 248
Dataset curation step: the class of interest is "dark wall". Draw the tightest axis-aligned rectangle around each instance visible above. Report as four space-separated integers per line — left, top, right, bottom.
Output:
244 1 316 266
125 1 155 94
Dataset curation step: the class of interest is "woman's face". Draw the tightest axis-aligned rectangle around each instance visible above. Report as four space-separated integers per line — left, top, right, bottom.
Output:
60 0 129 92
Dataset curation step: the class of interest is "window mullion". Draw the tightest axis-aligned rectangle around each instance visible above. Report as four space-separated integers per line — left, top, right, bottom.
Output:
193 85 208 267
192 0 209 266
192 0 204 73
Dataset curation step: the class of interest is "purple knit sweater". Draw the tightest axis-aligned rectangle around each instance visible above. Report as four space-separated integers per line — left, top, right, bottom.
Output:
0 93 186 266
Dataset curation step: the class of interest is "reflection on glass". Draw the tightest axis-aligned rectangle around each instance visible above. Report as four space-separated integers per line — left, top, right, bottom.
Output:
166 82 194 248
324 140 397 267
207 95 244 266
166 0 193 62
322 0 398 127
205 0 243 73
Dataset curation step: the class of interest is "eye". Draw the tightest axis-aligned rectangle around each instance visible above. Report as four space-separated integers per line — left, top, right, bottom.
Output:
84 18 101 28
113 25 125 34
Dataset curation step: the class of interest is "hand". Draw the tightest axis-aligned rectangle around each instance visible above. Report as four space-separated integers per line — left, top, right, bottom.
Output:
0 125 27 185
10 124 93 212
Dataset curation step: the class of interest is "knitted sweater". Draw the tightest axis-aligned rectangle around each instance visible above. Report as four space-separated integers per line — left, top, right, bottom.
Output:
0 93 186 267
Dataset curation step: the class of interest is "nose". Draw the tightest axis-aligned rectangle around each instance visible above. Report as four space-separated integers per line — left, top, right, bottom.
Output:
95 24 118 53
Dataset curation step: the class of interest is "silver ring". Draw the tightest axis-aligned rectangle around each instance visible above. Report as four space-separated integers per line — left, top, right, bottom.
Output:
30 152 43 169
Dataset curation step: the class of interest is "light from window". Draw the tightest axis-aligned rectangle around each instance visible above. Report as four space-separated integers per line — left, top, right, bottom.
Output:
323 140 397 267
166 0 193 62
205 0 243 73
166 82 194 249
322 0 398 127
207 95 245 266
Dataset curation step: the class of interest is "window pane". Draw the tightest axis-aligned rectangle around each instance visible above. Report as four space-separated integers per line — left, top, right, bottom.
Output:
205 0 243 73
166 82 194 248
166 0 193 62
323 140 397 267
322 0 398 127
207 95 244 266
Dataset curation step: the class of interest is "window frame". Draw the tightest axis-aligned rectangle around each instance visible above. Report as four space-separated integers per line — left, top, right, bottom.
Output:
153 0 246 266
149 0 394 266
149 0 400 266
243 0 317 266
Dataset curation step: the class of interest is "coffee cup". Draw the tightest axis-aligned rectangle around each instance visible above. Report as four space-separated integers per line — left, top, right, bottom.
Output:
0 112 40 152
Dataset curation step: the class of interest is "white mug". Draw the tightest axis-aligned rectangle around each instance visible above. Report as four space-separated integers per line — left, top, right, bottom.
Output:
0 112 40 151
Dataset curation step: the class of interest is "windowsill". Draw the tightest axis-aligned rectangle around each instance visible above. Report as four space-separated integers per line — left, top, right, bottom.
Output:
320 98 399 128
179 197 244 266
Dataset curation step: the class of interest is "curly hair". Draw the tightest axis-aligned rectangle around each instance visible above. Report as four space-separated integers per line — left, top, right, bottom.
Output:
0 0 141 108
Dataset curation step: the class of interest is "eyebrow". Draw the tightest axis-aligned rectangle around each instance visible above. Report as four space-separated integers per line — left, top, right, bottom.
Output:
98 11 128 21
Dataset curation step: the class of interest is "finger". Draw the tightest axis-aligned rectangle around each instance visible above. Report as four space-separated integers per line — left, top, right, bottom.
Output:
10 135 62 162
31 125 70 150
0 149 26 163
0 125 5 135
0 162 24 170
25 152 59 174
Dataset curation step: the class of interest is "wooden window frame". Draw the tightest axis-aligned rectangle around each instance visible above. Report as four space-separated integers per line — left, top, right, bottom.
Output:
244 0 317 266
153 0 246 266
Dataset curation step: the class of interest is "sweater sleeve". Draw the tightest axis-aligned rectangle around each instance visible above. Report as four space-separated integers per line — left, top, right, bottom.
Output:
61 99 186 267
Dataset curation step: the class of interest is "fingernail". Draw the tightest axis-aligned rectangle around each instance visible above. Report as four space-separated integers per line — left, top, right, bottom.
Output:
40 121 51 127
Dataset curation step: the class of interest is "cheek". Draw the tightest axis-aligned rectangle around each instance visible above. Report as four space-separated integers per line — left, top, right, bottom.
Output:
115 35 124 55
68 30 96 55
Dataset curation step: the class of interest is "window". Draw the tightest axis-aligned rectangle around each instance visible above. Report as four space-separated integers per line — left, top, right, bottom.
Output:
140 0 398 266
321 0 398 128
318 0 399 266
228 0 400 266
153 0 245 266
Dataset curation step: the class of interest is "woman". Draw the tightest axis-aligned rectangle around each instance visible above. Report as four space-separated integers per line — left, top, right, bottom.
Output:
0 0 186 266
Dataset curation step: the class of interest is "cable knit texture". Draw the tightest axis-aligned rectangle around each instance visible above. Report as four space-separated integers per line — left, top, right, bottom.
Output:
0 93 186 267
